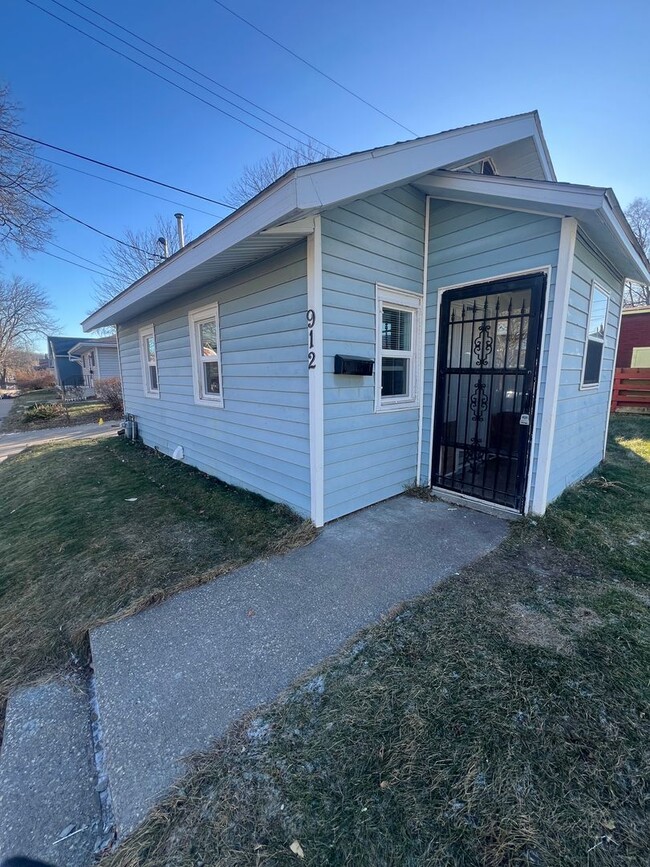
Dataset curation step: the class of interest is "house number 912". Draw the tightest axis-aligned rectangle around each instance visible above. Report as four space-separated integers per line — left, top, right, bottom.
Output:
307 309 316 369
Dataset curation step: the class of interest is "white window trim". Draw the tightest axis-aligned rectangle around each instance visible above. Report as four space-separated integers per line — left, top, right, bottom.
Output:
375 284 423 413
139 324 160 399
453 156 498 175
580 280 609 391
188 301 224 407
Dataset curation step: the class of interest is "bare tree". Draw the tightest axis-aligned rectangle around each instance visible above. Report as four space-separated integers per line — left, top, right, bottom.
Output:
0 275 58 387
226 140 334 208
624 197 650 307
93 214 192 308
0 83 55 254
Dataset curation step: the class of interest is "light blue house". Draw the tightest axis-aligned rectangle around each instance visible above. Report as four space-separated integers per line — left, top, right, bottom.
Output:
68 336 120 396
83 113 650 526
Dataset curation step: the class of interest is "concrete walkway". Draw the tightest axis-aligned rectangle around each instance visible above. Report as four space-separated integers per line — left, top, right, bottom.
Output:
0 422 120 462
0 681 101 867
91 496 509 836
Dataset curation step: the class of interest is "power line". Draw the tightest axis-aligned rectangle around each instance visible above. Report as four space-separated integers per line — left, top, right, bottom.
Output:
209 0 419 137
23 0 328 159
42 0 333 157
67 0 338 156
8 142 221 218
38 247 116 277
0 170 154 255
46 240 120 275
0 127 235 210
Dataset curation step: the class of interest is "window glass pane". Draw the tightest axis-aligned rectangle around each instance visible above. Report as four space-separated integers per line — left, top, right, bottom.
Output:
588 288 607 341
382 357 409 397
199 319 218 356
583 340 603 385
203 361 220 395
149 364 158 391
145 335 156 363
382 308 412 351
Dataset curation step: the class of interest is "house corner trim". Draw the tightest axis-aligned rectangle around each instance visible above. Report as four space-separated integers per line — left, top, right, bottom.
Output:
530 216 578 514
307 217 325 527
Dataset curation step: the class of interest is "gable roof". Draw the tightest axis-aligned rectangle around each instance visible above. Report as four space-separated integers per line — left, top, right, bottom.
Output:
83 112 648 330
48 336 97 357
67 337 117 357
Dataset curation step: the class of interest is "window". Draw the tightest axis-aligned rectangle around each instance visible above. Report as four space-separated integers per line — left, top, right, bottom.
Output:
375 285 422 411
454 157 497 176
188 303 223 406
581 282 608 387
139 324 159 397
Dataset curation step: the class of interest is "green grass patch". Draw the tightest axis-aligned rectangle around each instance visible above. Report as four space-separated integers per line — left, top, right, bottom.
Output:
0 437 315 739
108 415 650 867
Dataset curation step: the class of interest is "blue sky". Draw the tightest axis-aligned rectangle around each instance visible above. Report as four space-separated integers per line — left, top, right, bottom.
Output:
2 0 649 350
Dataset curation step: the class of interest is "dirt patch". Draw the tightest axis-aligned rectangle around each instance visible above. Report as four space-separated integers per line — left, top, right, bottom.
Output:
504 602 573 654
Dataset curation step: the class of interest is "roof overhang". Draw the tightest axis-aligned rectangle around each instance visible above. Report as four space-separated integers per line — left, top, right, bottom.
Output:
68 340 116 358
83 112 555 330
414 171 650 284
622 305 650 315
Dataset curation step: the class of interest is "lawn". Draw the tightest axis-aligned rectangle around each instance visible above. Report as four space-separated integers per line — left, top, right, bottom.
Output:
0 389 121 432
0 437 315 741
108 414 650 867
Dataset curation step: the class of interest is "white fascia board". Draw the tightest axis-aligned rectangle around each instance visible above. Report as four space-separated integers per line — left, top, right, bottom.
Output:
82 175 300 331
600 194 650 284
418 171 606 212
418 172 650 284
294 116 544 211
68 341 115 355
531 111 557 181
83 114 549 331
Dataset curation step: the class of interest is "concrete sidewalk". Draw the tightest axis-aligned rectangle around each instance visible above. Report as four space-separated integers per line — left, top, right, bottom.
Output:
0 422 120 462
91 495 509 836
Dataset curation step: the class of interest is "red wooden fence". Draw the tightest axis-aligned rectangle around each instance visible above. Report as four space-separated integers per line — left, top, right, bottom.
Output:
610 367 650 412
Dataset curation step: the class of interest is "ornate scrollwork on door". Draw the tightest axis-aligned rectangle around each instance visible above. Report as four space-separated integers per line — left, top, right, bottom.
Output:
465 436 485 472
470 379 488 421
473 323 493 367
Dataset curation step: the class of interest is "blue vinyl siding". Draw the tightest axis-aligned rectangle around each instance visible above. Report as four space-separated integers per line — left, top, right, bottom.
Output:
118 243 311 516
420 200 562 510
321 186 426 522
546 234 623 503
97 347 120 379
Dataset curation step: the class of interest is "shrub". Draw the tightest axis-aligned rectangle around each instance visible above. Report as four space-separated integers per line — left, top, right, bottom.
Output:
23 402 66 422
15 370 56 391
95 377 123 412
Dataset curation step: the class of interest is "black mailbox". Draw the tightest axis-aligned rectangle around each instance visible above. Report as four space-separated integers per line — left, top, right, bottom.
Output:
334 355 374 376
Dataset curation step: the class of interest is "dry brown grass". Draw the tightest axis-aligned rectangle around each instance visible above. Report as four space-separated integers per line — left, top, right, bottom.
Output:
106 416 650 867
0 437 316 742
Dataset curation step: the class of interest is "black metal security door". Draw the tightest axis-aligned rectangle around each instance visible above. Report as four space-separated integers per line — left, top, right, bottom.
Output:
431 273 546 511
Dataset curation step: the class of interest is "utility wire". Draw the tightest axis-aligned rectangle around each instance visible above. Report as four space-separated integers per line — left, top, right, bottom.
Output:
7 142 221 218
46 240 121 275
0 127 235 209
38 246 117 277
0 170 154 254
68 0 338 156
209 0 419 137
42 0 333 157
24 0 327 158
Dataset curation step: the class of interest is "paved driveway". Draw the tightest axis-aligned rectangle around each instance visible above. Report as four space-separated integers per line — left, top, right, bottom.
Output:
91 495 510 836
0 398 14 426
0 422 120 462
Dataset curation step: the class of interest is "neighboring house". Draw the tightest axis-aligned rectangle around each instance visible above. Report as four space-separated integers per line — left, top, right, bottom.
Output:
616 306 650 368
68 337 120 395
47 336 94 389
83 112 650 526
